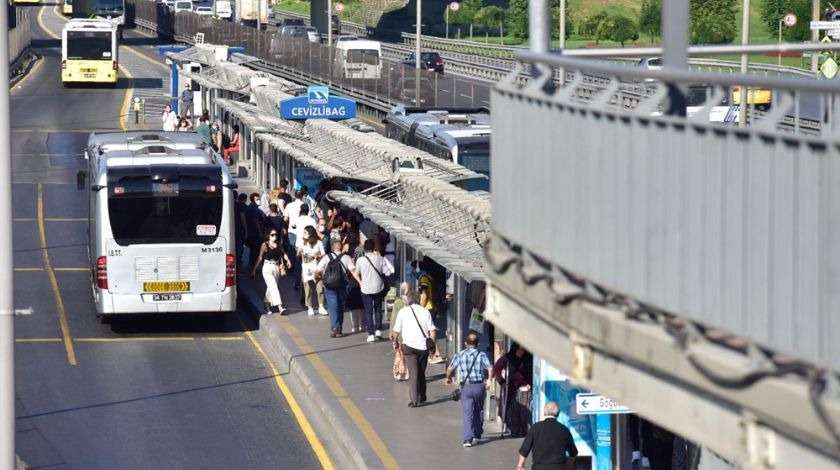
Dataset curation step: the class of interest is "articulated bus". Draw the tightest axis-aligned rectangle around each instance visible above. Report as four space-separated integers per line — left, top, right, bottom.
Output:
61 19 118 85
82 132 238 320
385 107 491 192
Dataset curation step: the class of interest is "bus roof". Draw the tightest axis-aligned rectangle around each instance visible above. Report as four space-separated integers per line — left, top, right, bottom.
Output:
87 131 210 154
100 147 217 167
63 18 117 31
386 107 491 132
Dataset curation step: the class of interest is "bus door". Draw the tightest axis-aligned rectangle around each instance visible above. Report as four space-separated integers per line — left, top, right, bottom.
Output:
101 166 232 311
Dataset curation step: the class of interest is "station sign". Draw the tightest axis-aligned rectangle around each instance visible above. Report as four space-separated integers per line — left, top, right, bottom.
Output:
575 393 633 415
279 86 356 120
810 20 840 30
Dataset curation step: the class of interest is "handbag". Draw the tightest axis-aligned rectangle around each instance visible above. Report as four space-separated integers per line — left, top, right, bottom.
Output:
409 306 437 353
362 255 391 293
451 350 480 402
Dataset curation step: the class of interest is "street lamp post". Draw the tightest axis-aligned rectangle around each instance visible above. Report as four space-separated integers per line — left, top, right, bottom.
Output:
415 0 421 105
778 18 784 66
739 0 750 128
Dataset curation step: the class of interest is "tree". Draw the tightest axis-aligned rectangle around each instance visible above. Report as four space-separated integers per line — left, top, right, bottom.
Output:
580 10 609 39
761 0 816 42
638 0 661 42
690 0 737 44
597 14 639 46
506 0 529 40
476 6 505 43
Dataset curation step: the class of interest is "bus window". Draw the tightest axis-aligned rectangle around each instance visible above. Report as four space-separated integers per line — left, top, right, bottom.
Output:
67 30 112 60
107 175 223 245
459 142 490 192
347 49 380 65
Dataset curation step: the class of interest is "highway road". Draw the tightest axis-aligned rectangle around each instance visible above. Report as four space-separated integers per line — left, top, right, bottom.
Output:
13 4 326 468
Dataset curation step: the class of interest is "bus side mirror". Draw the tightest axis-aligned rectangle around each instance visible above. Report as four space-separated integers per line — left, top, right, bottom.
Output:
76 171 86 190
90 184 104 192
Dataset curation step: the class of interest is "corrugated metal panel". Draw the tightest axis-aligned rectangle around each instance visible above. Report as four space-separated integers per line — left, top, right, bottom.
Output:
491 86 840 367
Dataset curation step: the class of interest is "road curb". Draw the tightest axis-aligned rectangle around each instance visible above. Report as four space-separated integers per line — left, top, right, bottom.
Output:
237 278 381 470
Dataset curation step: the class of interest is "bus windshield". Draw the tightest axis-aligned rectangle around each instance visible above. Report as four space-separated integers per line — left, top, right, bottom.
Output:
93 0 123 15
347 49 380 65
66 31 112 60
459 142 490 192
107 174 223 245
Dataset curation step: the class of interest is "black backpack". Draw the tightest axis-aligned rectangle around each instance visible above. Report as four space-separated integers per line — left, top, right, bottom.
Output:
322 253 347 289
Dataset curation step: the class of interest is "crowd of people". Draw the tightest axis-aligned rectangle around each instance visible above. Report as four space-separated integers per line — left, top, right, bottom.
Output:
233 178 398 343
161 93 240 165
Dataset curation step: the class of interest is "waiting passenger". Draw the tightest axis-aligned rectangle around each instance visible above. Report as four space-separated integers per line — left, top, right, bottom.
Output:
223 125 240 164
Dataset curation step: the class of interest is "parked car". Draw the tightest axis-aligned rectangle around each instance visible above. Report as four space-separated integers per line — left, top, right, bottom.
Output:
305 26 321 43
392 76 436 106
406 51 444 74
194 5 213 15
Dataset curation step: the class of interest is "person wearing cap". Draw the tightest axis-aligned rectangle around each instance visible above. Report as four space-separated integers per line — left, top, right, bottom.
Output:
180 83 194 119
516 401 578 470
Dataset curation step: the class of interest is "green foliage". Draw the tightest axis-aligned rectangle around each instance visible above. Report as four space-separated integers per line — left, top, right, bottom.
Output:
448 0 484 25
638 0 661 41
550 0 573 39
476 5 505 28
596 14 639 46
506 0 529 39
690 0 737 44
761 0 816 42
580 10 609 38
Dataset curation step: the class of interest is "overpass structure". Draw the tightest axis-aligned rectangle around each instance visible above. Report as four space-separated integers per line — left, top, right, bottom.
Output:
486 1 840 468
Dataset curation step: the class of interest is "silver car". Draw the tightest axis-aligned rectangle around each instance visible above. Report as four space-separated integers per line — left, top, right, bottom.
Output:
305 26 321 43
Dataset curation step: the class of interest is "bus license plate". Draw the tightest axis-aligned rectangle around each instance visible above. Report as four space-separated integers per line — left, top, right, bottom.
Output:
152 293 182 301
143 281 190 292
84 73 96 78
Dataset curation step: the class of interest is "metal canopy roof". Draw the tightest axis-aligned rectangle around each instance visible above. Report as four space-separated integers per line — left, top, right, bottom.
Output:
329 175 491 282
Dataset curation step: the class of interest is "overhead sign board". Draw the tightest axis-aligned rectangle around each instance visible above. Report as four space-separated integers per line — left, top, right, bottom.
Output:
279 86 356 120
783 13 797 27
576 393 633 415
810 20 840 30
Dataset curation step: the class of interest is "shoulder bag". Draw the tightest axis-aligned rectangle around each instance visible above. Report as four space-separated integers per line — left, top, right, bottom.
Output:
451 350 480 402
409 306 436 353
362 255 391 293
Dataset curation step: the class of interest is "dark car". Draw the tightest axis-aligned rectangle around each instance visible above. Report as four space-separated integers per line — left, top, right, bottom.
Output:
279 18 305 27
407 51 444 74
392 76 436 106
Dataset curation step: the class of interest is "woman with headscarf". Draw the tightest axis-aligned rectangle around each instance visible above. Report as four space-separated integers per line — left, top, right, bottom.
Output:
492 342 533 437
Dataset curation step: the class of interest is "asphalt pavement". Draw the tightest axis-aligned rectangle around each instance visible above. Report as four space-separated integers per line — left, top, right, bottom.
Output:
13 4 325 468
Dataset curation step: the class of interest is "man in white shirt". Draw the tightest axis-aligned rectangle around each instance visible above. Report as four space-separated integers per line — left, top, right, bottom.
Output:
316 240 359 338
353 239 394 343
392 290 437 407
283 189 305 223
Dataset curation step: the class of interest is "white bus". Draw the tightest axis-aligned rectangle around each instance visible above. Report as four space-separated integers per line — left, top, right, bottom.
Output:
82 132 237 320
333 39 382 80
62 19 119 85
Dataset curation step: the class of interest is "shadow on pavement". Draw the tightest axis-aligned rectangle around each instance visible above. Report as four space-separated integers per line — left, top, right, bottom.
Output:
107 312 246 335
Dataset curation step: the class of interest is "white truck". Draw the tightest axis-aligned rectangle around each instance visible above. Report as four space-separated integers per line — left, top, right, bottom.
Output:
214 0 232 19
234 0 267 29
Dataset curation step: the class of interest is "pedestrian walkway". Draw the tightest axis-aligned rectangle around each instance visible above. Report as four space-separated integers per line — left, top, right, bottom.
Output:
235 178 524 469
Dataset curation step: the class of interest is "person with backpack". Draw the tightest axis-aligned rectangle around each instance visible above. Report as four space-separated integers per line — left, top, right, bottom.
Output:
315 240 360 338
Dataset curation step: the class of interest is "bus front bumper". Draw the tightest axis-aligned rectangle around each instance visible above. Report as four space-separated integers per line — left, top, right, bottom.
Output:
95 288 237 315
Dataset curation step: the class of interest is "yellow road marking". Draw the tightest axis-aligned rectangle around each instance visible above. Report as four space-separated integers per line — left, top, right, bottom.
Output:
54 267 88 271
37 5 60 40
38 183 77 365
238 315 335 470
119 65 133 131
280 318 400 469
125 46 169 71
16 338 62 343
12 56 45 92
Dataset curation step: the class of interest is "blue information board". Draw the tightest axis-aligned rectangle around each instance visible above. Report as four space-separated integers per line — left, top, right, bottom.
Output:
280 86 356 120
